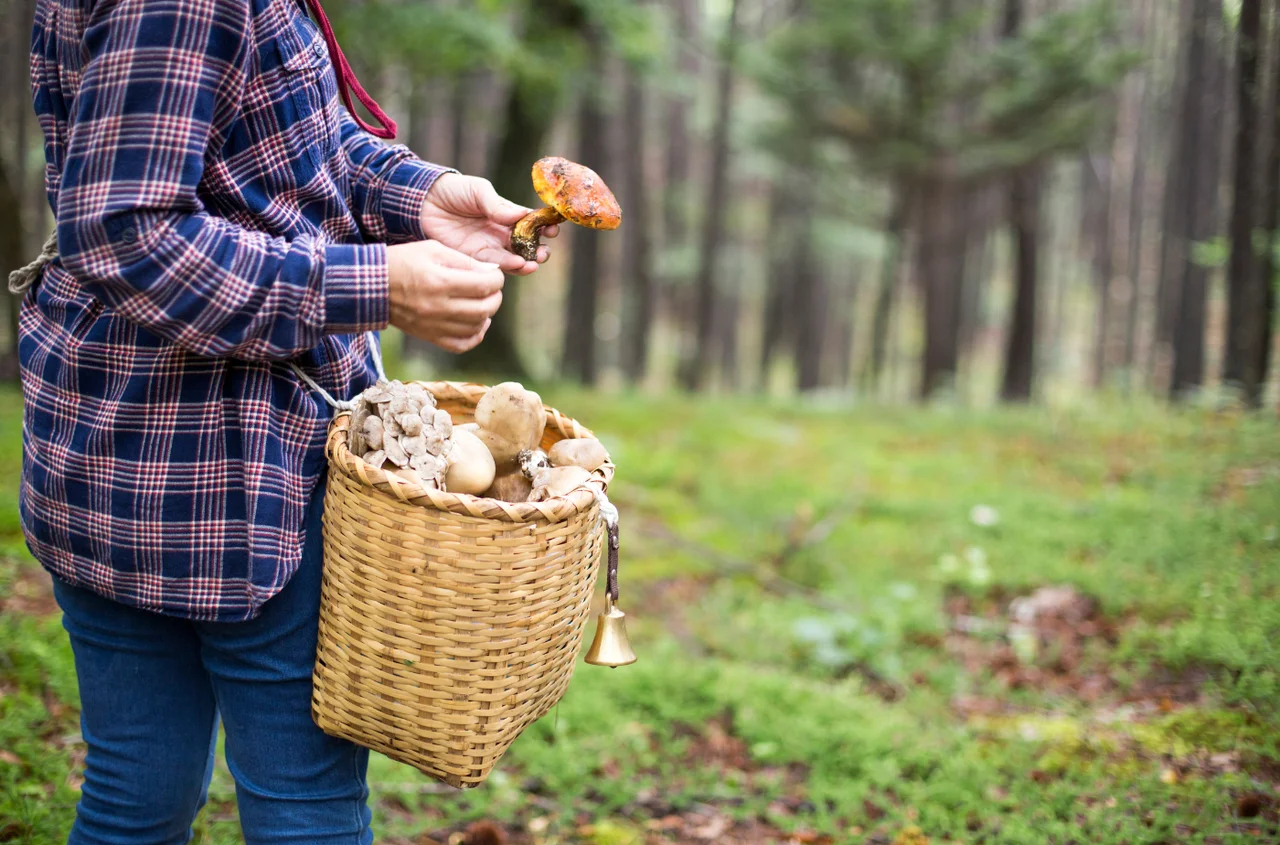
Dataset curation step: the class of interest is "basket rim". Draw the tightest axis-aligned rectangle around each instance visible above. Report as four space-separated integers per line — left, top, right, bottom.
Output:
325 380 613 524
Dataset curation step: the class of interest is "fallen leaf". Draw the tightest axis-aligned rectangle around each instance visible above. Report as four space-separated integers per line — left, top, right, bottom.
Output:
690 815 730 840
1237 792 1269 818
0 751 21 766
0 822 30 843
892 825 930 845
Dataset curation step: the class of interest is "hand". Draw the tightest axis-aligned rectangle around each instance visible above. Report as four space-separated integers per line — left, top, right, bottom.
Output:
420 173 558 275
385 240 505 354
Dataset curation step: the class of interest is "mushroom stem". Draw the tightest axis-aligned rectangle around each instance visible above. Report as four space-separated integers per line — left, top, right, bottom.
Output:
510 206 564 261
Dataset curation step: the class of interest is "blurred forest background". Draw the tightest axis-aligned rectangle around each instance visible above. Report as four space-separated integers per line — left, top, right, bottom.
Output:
4 3 1280 843
3 0 1280 408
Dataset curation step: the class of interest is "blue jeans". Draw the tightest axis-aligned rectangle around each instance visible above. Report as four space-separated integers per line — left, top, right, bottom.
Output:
52 481 373 845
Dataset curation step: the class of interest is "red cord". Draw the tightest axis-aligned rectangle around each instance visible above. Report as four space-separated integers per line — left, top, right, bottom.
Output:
302 0 398 139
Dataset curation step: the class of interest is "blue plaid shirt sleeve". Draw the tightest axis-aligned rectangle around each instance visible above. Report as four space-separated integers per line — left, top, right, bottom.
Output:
54 0 390 362
339 110 457 244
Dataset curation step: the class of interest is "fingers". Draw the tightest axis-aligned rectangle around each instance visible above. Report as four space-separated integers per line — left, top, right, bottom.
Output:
437 263 506 297
426 240 500 273
432 319 491 354
474 178 531 226
541 224 559 239
444 290 503 322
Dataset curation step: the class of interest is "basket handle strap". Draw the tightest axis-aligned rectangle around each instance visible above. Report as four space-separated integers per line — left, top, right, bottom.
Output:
288 331 388 411
598 494 620 603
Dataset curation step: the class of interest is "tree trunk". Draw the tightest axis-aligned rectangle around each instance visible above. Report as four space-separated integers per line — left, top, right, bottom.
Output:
863 189 906 392
449 73 469 170
792 172 825 391
1256 0 1280 397
663 0 698 251
917 174 966 400
1171 0 1228 397
759 181 797 381
0 161 24 380
717 286 741 388
959 218 994 366
1151 10 1191 386
1001 164 1042 401
400 81 442 363
620 63 654 384
1085 149 1115 387
830 268 857 388
561 50 606 384
1223 0 1266 404
680 0 741 391
1122 66 1152 387
453 1 584 377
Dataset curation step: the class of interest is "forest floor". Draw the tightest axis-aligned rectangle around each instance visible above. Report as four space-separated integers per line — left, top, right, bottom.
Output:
2 385 1279 844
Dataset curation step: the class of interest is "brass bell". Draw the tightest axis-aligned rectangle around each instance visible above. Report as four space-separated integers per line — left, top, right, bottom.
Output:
585 501 635 668
584 595 637 668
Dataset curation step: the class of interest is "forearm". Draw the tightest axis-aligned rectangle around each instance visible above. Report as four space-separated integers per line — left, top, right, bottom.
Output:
340 112 455 243
57 208 388 361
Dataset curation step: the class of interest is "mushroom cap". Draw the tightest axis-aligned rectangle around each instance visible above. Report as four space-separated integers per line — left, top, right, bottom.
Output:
531 157 622 230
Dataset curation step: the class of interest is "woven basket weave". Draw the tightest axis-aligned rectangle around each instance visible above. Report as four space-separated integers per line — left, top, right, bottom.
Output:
312 381 612 788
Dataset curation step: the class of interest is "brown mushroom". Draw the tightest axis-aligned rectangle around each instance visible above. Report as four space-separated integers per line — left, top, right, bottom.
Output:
510 157 622 262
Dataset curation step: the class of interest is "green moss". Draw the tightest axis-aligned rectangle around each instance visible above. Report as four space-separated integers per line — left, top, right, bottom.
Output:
4 382 1280 843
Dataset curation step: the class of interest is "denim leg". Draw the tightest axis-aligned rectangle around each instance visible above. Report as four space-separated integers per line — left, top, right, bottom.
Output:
197 481 372 845
53 579 219 845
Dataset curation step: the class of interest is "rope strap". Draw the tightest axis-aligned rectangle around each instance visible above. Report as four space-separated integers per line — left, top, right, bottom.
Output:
288 330 387 411
9 230 58 296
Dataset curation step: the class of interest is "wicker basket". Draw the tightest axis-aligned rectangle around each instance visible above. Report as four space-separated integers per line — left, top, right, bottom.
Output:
312 381 613 788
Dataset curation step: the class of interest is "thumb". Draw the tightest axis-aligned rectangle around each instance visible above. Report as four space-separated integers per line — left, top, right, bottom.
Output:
478 180 532 226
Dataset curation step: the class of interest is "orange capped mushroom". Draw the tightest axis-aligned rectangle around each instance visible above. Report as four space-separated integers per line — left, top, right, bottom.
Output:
510 157 622 262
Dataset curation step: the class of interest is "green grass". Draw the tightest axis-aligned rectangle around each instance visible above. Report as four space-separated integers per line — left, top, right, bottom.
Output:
2 382 1279 843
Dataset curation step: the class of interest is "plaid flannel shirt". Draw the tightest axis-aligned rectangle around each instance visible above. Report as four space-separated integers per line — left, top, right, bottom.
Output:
20 0 451 621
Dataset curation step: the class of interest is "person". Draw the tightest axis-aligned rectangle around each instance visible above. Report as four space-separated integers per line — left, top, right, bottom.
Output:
17 0 555 842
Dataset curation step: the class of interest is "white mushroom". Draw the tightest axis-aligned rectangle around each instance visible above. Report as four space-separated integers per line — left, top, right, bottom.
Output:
473 382 546 468
548 437 608 472
398 413 423 436
444 429 496 495
362 415 384 450
383 435 408 467
484 469 533 503
528 466 592 502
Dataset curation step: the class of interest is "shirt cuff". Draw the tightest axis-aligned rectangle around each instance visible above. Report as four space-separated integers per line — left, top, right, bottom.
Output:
321 242 390 334
376 157 457 243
